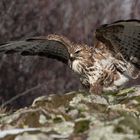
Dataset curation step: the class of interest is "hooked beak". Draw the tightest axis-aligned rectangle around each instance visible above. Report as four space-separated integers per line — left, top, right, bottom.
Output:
70 54 75 61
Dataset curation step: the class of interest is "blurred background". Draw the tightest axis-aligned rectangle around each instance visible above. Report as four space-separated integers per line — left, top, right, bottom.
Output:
0 0 140 108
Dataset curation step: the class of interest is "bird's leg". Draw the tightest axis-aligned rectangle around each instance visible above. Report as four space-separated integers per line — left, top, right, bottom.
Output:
89 83 103 94
89 83 110 104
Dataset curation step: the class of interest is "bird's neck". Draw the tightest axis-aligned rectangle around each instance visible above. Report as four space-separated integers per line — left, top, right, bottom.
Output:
70 59 85 74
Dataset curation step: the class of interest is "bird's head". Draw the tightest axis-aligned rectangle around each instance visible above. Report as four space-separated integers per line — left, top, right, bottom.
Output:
68 44 93 73
69 44 92 62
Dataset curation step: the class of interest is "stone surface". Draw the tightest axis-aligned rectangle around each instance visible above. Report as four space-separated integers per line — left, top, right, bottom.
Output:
1 86 140 139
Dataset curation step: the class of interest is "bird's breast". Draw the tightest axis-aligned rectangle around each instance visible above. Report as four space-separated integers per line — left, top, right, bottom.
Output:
71 59 83 74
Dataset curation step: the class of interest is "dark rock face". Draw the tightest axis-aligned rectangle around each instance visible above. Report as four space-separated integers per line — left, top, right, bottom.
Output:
0 0 140 108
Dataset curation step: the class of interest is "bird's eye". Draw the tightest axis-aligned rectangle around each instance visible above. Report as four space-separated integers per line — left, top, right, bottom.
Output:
75 50 81 54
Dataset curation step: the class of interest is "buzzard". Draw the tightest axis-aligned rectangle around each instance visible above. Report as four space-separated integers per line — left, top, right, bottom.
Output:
0 20 140 94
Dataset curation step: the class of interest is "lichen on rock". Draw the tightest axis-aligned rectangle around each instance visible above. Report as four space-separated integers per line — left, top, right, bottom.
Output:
1 86 140 139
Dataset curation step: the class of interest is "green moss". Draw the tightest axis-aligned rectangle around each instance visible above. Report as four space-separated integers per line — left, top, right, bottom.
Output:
74 119 90 133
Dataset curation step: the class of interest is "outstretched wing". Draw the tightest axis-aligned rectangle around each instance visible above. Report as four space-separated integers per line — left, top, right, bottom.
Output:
95 20 140 68
0 34 71 64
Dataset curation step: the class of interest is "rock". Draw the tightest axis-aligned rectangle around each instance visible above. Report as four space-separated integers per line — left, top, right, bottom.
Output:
1 87 140 139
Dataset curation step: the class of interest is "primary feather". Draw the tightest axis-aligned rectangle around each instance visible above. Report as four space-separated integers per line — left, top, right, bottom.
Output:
0 37 70 64
95 20 140 79
95 20 140 67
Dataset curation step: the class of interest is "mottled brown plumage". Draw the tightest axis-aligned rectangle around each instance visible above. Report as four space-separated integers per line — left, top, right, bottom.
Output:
0 19 140 94
95 20 140 79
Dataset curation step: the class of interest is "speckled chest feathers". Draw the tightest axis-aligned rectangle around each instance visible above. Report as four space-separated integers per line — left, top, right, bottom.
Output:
68 43 129 93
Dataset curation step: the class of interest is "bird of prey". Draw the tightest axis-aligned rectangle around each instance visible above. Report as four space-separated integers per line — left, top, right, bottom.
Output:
0 20 139 94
